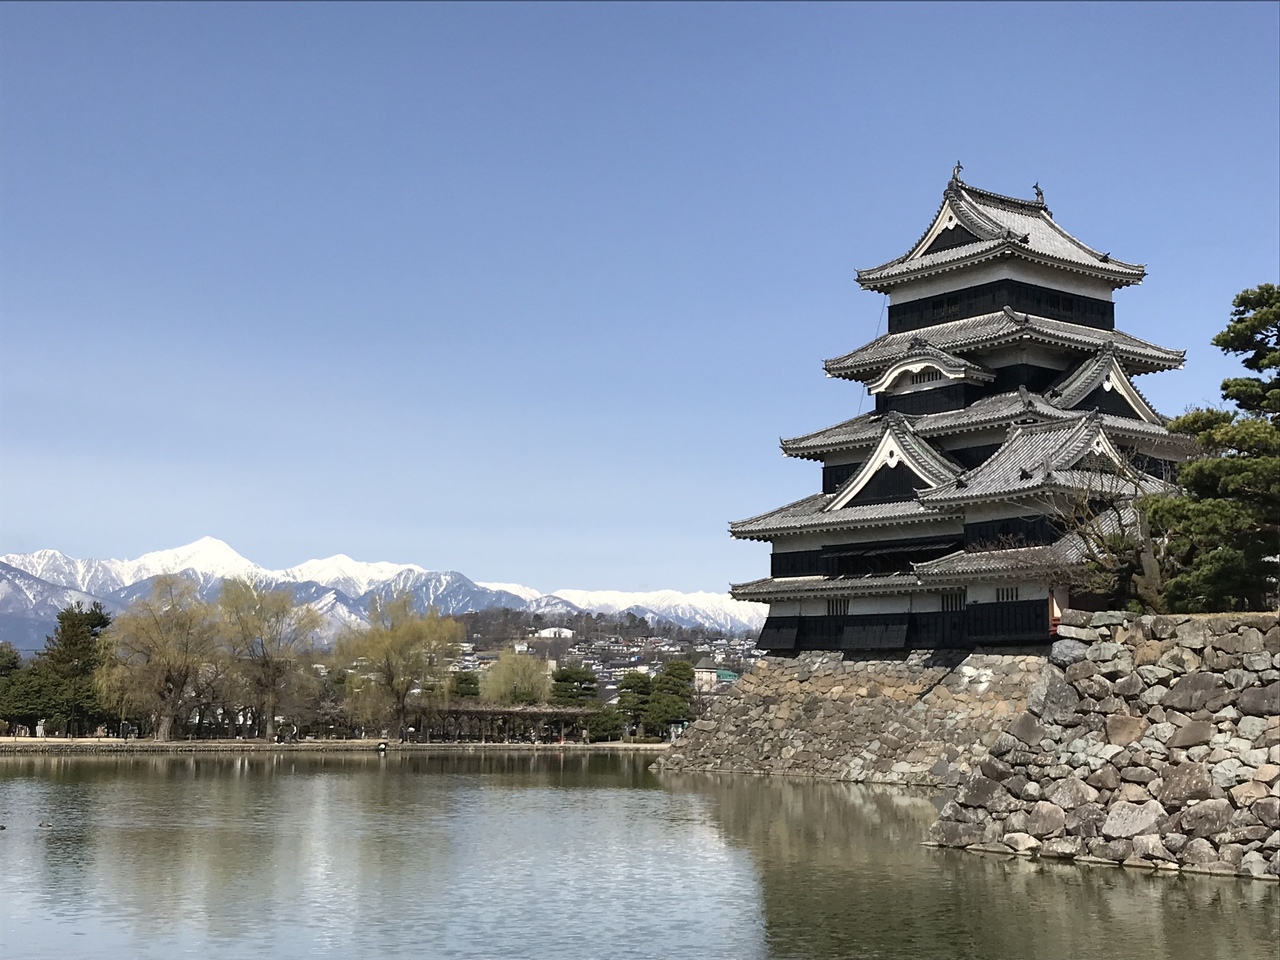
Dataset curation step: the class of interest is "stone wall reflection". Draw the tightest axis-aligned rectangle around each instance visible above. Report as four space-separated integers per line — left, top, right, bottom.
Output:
665 773 1278 960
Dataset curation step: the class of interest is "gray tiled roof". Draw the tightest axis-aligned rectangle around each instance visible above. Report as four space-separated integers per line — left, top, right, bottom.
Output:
781 388 1175 460
1046 344 1163 420
870 337 995 385
879 412 963 486
729 493 959 542
919 417 1173 507
914 543 1066 581
730 572 922 602
915 504 1137 582
857 179 1145 290
824 308 1184 381
781 412 883 458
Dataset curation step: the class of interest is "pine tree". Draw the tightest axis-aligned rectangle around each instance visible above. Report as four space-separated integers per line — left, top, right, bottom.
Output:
1148 284 1280 611
40 601 113 735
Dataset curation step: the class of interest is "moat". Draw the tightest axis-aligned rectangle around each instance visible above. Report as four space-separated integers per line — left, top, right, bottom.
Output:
0 753 1274 959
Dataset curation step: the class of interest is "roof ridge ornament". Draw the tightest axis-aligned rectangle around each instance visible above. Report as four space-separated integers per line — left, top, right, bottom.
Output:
1033 182 1044 205
1003 305 1032 326
952 160 963 183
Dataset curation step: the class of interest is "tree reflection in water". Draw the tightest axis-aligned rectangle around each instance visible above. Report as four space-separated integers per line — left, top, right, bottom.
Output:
0 755 1275 960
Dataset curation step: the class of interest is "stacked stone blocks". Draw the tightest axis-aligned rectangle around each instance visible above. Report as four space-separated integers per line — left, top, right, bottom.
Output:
655 611 1280 881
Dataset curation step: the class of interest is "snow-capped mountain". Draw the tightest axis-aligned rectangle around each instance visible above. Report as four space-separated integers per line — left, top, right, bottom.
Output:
548 588 766 635
283 555 424 600
0 538 766 653
476 582 543 603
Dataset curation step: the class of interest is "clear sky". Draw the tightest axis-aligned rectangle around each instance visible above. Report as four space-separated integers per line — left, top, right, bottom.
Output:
2 2 1277 591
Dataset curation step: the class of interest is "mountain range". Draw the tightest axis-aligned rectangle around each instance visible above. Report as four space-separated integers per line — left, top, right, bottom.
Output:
0 537 767 653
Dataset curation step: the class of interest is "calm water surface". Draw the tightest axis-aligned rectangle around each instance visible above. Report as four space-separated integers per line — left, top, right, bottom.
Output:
0 753 1275 959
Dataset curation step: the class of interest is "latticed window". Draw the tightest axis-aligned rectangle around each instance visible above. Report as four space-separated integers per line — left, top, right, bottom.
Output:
996 586 1020 603
910 368 943 385
941 591 966 612
827 598 850 617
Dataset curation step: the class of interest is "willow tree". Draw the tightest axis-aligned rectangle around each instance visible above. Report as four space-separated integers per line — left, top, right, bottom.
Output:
338 594 462 735
218 578 322 741
480 650 550 704
96 576 221 741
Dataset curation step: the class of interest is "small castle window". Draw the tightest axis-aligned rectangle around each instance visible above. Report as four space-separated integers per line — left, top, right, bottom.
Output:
941 591 966 612
910 368 943 385
996 586 1020 603
827 598 850 617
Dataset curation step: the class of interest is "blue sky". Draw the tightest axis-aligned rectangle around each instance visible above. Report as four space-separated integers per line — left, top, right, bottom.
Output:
2 2 1277 591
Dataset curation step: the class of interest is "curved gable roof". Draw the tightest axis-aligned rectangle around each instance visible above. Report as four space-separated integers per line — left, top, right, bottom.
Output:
857 176 1145 291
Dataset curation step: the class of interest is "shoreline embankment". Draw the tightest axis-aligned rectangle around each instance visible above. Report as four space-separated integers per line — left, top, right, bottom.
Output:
655 610 1280 882
0 738 669 756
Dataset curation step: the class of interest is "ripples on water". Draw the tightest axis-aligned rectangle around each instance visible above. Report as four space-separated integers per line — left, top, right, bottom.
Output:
0 753 1275 959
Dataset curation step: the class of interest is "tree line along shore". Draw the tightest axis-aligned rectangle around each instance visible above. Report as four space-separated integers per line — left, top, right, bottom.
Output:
0 581 702 744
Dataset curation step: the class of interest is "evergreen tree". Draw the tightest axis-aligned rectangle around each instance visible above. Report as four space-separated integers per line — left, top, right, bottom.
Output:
617 671 652 737
643 660 695 733
39 602 113 735
0 642 20 679
451 670 480 699
550 665 598 705
1148 284 1280 611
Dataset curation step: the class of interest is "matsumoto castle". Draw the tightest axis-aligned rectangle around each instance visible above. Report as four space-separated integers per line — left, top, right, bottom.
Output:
733 167 1187 653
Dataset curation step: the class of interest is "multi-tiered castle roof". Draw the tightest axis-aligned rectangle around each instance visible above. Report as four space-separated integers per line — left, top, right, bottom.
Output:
732 171 1187 653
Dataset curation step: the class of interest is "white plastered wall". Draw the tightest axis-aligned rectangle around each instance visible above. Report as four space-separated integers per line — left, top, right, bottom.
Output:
967 582 1050 603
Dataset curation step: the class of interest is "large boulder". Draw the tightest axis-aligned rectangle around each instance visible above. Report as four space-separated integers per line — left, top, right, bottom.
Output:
1101 800 1167 839
1007 712 1046 746
1086 765 1120 790
1049 638 1091 666
956 776 1020 813
929 819 985 847
1065 802 1108 838
1237 715 1270 741
1113 673 1146 697
1239 682 1279 717
1025 800 1067 838
1027 665 1080 723
1180 798 1234 838
1162 673 1228 712
1045 777 1100 810
1167 720 1214 749
1253 796 1280 829
1179 837 1218 864
1131 834 1175 861
1075 674 1114 700
1229 781 1270 807
1003 832 1041 853
1156 762 1216 806
1105 714 1149 747
1087 641 1125 662
1040 836 1087 859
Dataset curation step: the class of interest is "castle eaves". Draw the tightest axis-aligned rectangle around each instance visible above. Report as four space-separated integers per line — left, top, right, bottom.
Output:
823 309 1184 381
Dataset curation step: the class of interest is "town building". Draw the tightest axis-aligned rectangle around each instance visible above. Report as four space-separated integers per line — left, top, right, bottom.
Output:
732 169 1187 654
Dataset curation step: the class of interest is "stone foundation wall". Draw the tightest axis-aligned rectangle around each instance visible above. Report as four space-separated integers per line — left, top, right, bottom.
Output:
655 648 1047 783
928 611 1280 881
654 611 1280 881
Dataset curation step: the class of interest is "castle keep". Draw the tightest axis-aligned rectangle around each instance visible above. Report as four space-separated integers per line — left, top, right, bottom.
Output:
732 170 1188 653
